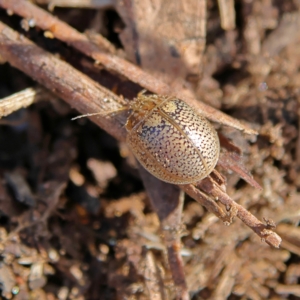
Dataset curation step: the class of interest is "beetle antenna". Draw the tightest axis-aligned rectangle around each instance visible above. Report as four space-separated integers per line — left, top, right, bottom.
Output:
71 106 128 121
71 112 104 120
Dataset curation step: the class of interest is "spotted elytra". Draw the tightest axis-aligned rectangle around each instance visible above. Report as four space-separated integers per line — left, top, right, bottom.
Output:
126 92 220 184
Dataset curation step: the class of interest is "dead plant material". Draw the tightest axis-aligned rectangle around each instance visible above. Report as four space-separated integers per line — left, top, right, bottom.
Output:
0 1 299 299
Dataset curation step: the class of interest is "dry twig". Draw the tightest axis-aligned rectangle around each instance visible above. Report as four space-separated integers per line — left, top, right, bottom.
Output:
217 0 236 30
0 87 51 118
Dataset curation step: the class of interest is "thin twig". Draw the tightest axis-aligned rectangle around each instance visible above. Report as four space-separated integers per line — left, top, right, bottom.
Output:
218 0 236 30
0 87 51 118
0 21 125 141
197 177 282 248
181 184 228 221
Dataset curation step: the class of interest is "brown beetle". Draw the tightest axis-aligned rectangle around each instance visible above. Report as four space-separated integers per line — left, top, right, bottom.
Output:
126 92 220 184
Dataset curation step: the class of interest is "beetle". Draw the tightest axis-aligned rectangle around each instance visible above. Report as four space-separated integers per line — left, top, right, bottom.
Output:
125 92 220 184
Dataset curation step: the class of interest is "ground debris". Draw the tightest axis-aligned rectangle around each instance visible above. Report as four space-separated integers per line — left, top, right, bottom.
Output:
0 0 299 299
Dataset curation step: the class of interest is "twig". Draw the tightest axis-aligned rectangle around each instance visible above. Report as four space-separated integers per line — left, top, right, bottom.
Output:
143 251 166 300
243 14 261 55
0 0 257 135
197 177 282 248
218 151 262 190
0 21 125 141
181 184 228 221
217 0 236 30
0 87 51 118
